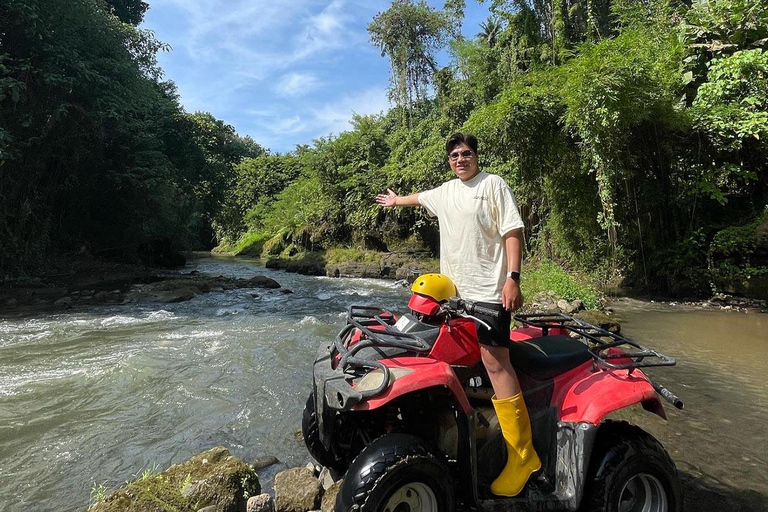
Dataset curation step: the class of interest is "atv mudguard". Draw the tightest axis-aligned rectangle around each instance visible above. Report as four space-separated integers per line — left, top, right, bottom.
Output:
553 361 667 424
351 357 472 413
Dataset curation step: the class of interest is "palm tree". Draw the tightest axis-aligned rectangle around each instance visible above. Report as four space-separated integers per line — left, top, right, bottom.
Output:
477 16 502 47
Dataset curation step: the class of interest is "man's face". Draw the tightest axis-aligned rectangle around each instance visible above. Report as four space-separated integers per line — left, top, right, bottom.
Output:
448 142 479 182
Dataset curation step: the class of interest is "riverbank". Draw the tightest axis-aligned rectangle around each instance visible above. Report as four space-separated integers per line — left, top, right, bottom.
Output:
0 256 285 318
2 253 765 317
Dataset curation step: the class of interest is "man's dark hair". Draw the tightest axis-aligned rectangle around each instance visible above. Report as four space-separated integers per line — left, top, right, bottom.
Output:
446 132 478 155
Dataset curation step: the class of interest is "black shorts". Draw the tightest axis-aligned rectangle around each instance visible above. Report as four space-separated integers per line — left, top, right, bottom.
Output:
473 301 512 347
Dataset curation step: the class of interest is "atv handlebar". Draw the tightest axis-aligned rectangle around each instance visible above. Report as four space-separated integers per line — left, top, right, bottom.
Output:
446 297 500 319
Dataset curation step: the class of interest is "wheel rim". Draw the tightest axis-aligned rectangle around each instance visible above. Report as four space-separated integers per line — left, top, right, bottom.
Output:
618 473 668 512
382 482 438 512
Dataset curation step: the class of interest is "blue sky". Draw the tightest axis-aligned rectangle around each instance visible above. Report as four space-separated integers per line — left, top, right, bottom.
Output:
141 1 492 153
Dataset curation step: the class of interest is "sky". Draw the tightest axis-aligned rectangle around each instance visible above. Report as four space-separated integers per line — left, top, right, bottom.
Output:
141 0 492 153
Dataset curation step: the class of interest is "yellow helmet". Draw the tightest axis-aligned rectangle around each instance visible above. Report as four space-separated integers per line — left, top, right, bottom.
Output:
410 273 457 303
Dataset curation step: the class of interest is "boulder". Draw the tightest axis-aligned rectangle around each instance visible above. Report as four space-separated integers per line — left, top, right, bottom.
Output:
251 456 280 471
274 467 322 512
54 296 74 307
320 480 342 512
249 276 281 289
556 299 584 315
89 446 260 512
574 310 621 333
248 494 275 512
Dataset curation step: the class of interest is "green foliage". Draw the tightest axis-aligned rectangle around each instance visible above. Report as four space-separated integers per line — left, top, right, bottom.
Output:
369 0 453 123
522 260 603 309
692 49 768 153
5 0 767 299
0 0 257 272
90 482 108 506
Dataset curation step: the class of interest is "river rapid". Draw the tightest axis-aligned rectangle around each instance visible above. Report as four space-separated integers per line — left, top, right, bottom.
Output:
0 256 766 511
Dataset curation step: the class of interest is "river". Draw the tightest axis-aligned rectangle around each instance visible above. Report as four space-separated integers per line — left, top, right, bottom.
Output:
0 256 765 511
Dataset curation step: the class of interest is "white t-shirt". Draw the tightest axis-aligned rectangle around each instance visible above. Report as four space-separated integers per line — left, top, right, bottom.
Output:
418 171 524 303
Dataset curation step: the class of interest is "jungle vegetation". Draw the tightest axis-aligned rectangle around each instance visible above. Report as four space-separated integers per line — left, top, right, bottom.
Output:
2 0 767 296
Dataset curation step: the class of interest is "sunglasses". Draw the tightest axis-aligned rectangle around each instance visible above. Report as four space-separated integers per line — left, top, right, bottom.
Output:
448 149 474 160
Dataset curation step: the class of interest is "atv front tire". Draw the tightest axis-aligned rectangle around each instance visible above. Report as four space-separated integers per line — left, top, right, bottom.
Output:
582 421 682 512
335 433 455 512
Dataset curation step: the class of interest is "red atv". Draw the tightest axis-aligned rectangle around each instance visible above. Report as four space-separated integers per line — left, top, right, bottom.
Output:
303 277 684 512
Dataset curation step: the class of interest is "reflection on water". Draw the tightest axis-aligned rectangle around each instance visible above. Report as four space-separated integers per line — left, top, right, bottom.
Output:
608 299 768 512
0 261 765 511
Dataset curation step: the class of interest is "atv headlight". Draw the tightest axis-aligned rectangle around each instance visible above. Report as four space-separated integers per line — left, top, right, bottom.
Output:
355 367 413 392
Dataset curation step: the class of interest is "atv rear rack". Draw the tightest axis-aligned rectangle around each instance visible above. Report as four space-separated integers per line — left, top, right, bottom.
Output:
514 313 677 371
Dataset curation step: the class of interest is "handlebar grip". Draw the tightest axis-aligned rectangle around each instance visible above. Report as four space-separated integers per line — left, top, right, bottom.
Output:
447 297 501 319
470 304 501 319
651 379 684 410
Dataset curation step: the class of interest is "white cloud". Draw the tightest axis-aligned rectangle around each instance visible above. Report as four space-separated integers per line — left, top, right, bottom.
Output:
310 86 390 137
274 73 322 98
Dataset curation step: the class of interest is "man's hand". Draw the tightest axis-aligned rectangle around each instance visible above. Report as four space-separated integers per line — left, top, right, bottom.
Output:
376 188 398 207
502 278 523 312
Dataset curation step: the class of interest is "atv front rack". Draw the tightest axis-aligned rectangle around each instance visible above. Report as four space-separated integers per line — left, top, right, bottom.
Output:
514 313 676 371
333 305 436 398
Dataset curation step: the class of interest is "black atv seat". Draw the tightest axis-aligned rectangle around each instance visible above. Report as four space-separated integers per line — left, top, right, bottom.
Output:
509 335 592 381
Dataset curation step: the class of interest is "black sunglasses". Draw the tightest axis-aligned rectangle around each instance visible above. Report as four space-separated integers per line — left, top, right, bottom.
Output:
448 149 474 160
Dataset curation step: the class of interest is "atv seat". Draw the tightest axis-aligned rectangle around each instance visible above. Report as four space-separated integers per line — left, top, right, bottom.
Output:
509 335 591 381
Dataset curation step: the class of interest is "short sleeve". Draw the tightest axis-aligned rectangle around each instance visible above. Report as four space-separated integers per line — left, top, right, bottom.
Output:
417 185 442 217
494 179 525 236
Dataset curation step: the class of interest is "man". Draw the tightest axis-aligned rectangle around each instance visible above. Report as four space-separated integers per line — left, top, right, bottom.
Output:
375 132 540 497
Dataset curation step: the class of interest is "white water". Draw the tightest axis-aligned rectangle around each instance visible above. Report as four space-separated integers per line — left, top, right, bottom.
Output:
0 256 407 512
1 258 766 512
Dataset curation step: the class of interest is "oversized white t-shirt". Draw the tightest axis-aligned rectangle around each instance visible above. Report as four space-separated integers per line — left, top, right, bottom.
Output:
418 171 524 303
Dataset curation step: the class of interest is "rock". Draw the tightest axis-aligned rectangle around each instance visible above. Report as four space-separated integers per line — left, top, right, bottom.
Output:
557 299 583 315
4 297 18 307
156 287 197 303
249 275 281 289
251 455 280 471
90 446 260 512
248 494 275 512
321 481 342 512
318 467 336 491
274 467 322 512
279 289 293 294
54 296 73 307
574 310 621 333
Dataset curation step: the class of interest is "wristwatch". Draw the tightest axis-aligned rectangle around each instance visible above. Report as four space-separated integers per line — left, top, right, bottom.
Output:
506 271 521 282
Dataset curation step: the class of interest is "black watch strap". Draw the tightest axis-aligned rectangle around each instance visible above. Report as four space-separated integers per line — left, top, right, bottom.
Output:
506 271 521 282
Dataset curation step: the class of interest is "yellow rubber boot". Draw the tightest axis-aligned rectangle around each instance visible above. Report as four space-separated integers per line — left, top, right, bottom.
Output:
490 393 542 497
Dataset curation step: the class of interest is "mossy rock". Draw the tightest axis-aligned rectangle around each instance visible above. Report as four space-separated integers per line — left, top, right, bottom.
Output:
574 310 621 333
89 447 260 512
262 231 291 257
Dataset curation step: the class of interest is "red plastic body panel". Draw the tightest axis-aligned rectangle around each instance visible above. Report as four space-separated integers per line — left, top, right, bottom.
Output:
552 361 666 424
352 357 472 413
428 318 482 366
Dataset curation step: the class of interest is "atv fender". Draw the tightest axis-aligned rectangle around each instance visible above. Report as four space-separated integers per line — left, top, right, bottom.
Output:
352 357 472 413
553 363 667 424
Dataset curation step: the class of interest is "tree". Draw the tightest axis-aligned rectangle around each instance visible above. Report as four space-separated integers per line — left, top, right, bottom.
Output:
104 0 149 26
477 16 503 47
368 0 453 125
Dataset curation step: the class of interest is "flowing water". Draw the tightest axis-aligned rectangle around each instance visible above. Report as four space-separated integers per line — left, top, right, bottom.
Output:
0 256 765 511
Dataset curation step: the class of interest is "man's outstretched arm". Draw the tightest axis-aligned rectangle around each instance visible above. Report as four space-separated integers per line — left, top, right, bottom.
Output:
376 188 421 207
